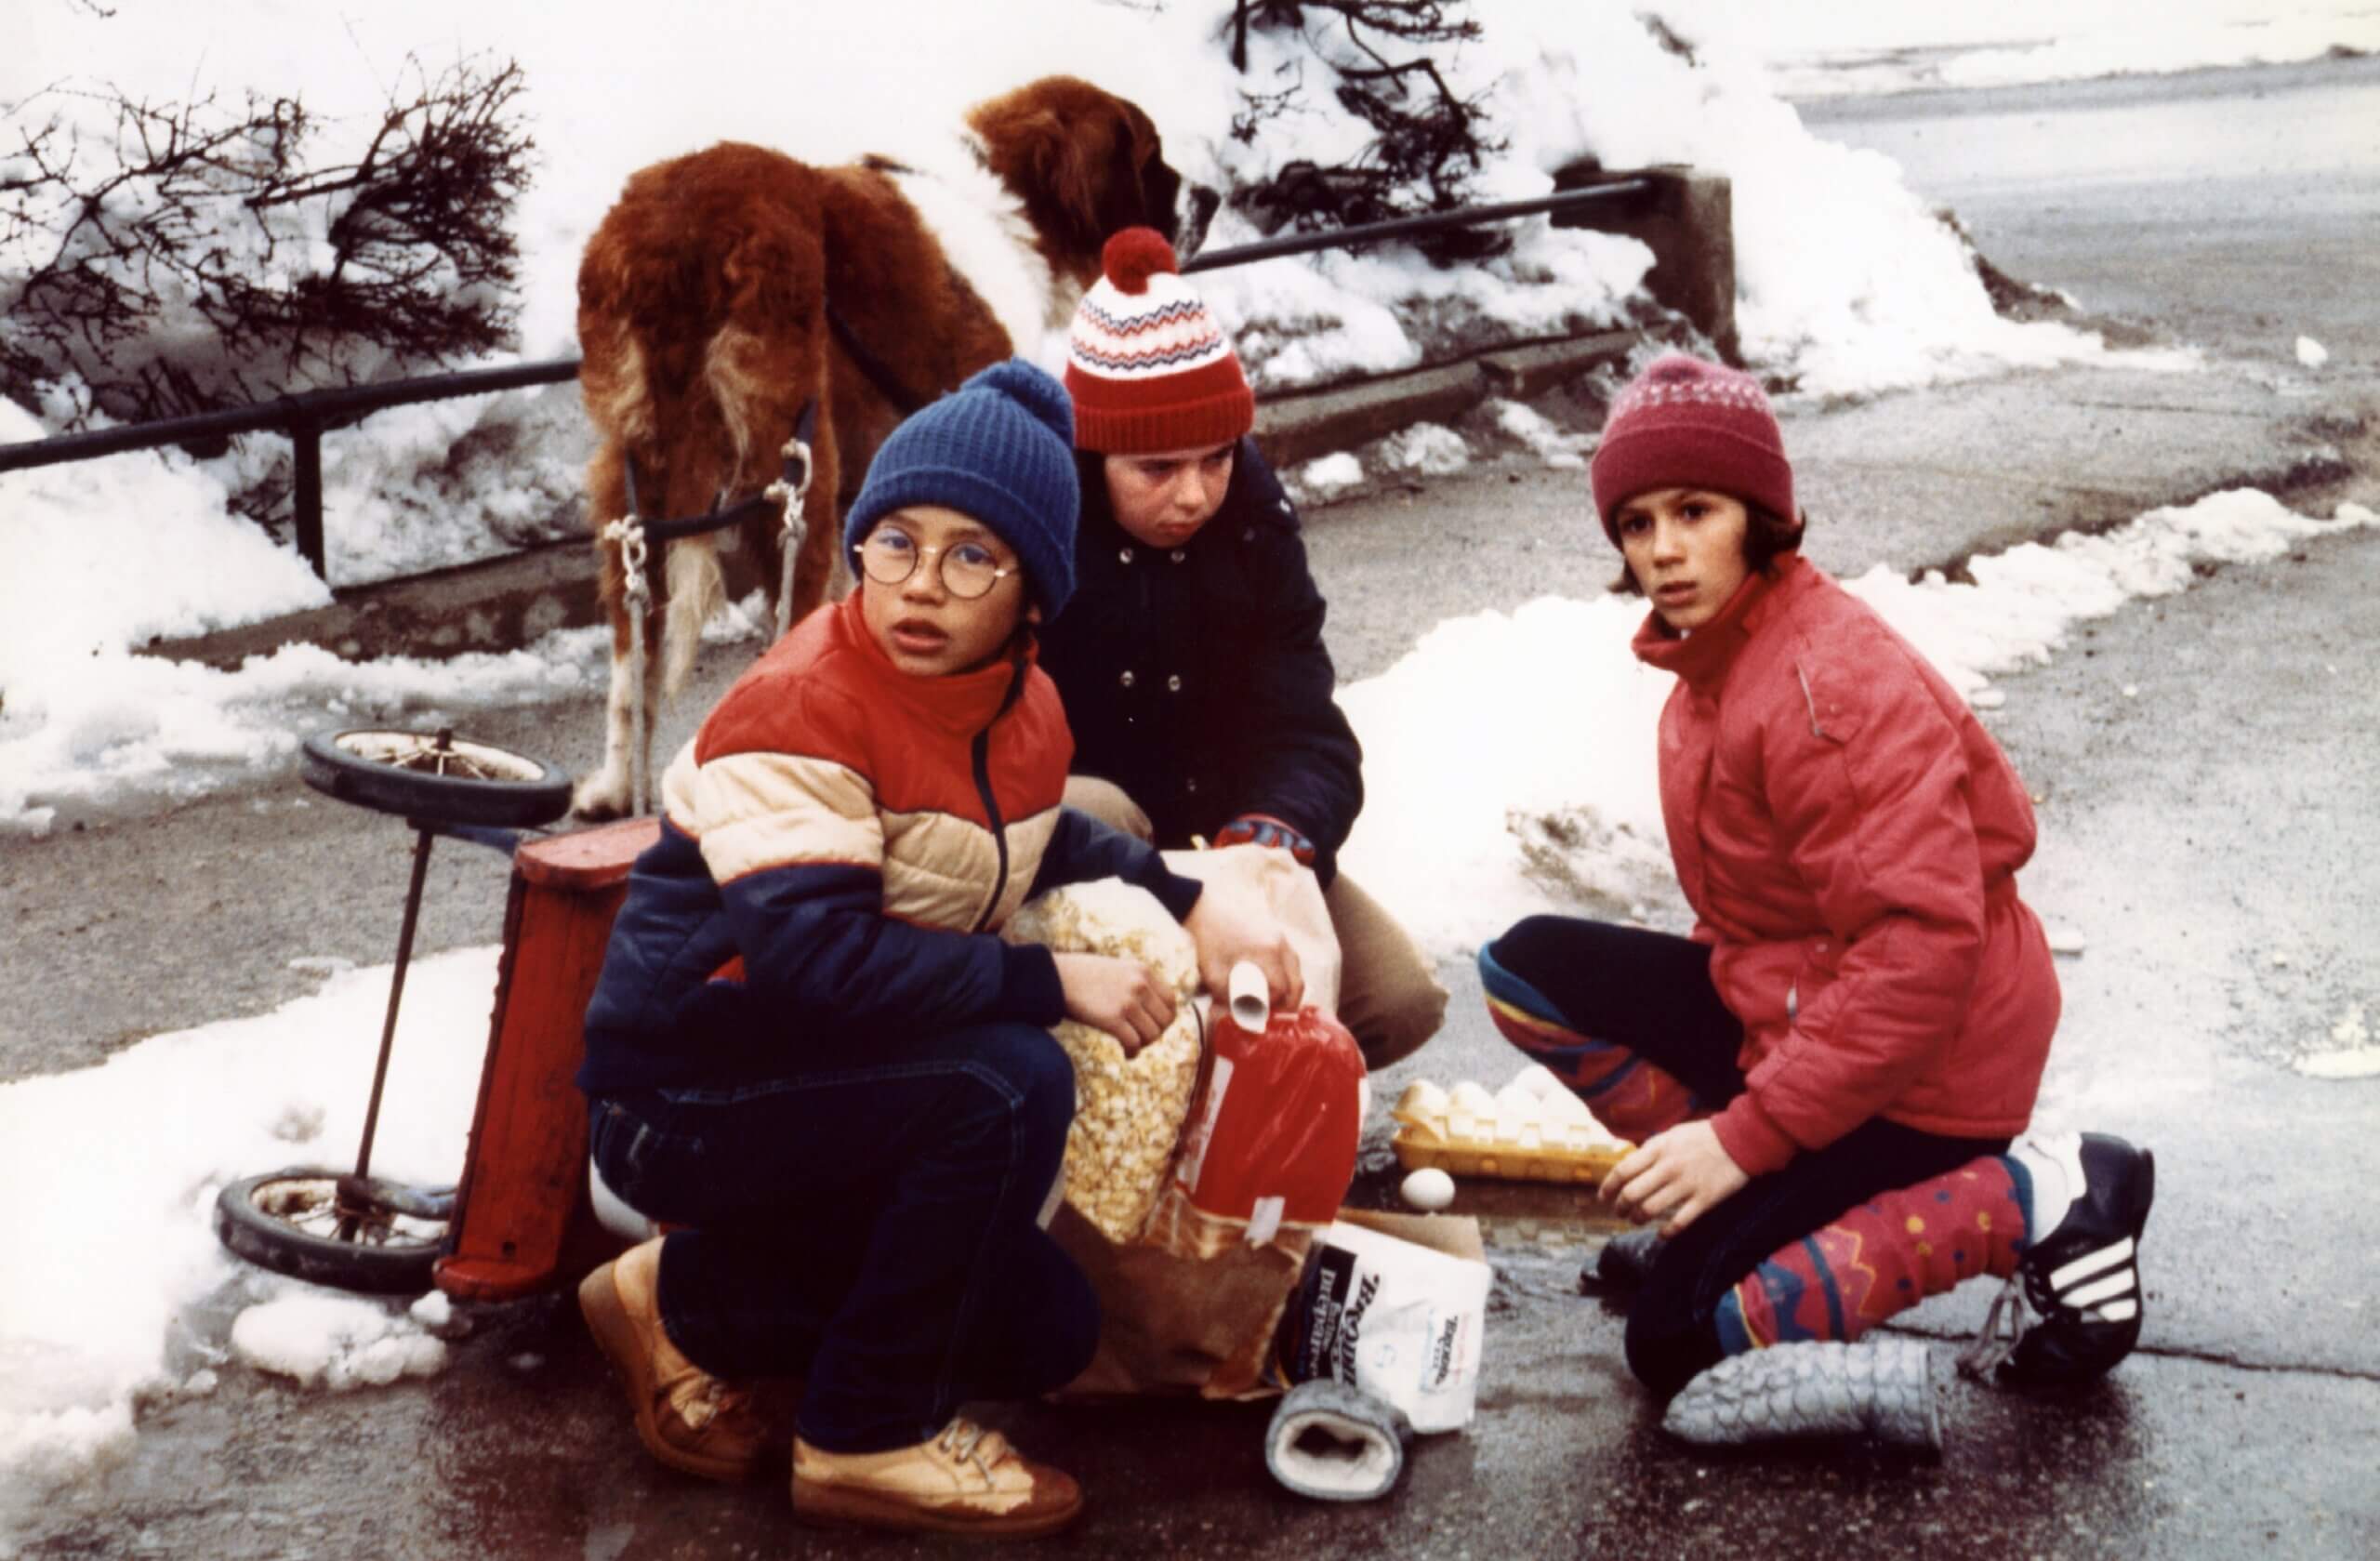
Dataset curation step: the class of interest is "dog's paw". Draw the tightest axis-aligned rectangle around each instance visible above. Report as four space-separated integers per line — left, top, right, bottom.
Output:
571 771 632 821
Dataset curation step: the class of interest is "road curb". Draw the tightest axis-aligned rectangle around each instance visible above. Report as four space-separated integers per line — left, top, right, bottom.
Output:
139 330 1638 671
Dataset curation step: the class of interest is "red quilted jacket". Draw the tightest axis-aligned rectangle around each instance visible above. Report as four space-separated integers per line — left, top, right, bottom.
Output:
1633 554 2059 1176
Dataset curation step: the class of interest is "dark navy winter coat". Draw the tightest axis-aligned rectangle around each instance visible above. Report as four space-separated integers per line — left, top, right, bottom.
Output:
1038 439 1364 885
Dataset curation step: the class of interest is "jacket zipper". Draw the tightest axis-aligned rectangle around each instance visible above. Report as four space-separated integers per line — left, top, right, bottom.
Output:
967 657 1031 933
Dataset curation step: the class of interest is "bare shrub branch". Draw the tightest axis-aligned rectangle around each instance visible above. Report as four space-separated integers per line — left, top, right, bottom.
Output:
1 52 535 430
1224 0 1508 265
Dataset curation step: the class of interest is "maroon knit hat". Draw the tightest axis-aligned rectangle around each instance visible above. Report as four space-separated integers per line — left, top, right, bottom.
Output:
1064 228 1255 455
1588 354 1794 542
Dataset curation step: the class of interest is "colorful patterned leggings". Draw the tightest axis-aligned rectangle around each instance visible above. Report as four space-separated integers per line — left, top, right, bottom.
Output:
1479 915 2023 1397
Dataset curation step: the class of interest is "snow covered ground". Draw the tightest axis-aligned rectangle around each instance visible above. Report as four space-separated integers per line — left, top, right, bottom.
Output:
4 0 2378 1535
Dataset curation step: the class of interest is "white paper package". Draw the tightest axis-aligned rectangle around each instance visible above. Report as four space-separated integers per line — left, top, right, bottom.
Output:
1280 1219 1493 1433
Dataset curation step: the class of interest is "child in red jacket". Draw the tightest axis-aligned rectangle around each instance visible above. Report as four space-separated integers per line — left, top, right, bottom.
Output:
575 360 1295 1532
1479 354 2155 1446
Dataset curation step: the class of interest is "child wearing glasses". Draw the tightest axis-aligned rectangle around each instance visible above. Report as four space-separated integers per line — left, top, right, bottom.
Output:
573 359 1289 1536
1477 354 2156 1445
1039 226 1448 1070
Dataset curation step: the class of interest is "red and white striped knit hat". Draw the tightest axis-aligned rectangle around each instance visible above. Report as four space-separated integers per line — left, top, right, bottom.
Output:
1064 227 1255 455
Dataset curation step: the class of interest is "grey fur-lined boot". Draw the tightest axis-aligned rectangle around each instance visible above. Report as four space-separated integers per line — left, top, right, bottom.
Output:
1264 1381 1413 1501
1662 1339 1941 1453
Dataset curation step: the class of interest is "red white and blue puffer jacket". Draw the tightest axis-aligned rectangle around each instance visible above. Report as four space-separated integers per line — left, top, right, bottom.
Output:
1633 554 2060 1176
578 593 1200 1093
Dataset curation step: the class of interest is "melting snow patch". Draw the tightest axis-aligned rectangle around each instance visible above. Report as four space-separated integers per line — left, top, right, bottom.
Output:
701 589 774 647
229 1293 447 1390
2296 1048 2380 1080
1846 492 2377 707
2295 336 2330 368
1490 400 1596 470
1376 423 1473 479
2296 1005 2377 1078
1289 452 1366 506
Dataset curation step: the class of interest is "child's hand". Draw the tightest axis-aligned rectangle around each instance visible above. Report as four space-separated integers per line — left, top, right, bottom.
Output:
1053 953 1177 1056
1597 1120 1749 1238
1183 887 1303 1018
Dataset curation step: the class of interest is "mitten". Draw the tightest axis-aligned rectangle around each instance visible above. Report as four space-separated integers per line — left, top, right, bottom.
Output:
1213 814 1315 864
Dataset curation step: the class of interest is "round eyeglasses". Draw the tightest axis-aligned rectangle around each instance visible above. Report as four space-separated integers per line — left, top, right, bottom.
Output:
858 526 1017 600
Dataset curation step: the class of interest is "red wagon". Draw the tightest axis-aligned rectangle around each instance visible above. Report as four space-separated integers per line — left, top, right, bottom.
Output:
214 729 653 1300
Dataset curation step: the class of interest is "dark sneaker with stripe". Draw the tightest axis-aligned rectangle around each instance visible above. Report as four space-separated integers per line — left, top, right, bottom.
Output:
1996 1131 2155 1385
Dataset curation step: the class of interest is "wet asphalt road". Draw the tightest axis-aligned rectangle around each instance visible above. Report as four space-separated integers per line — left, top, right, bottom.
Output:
8 52 2380 1561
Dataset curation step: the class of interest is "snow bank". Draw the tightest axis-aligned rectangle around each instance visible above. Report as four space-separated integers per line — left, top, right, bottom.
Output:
0 948 500 1530
0 624 606 840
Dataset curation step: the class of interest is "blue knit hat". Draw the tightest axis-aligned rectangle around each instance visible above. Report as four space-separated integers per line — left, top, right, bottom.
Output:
843 359 1079 618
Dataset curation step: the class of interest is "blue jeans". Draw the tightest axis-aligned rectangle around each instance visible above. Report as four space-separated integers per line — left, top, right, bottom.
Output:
587 1022 1098 1453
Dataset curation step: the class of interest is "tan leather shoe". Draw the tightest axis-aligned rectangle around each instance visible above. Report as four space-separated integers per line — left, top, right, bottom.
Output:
577 1237 766 1481
792 1418 1083 1538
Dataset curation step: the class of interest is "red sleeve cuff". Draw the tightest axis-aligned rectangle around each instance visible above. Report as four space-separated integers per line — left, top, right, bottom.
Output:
1711 1093 1798 1177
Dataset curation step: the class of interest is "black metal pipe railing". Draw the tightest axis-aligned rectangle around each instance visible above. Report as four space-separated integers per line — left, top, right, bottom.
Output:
1183 180 1647 272
0 179 1653 578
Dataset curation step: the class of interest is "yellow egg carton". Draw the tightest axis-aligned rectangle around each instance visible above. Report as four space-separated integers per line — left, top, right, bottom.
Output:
1390 1070 1633 1185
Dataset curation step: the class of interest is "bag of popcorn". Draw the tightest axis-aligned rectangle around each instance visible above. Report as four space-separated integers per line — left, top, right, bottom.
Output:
1003 879 1205 1245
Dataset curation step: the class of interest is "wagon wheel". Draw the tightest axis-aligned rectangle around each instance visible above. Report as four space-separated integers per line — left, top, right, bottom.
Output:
301 728 572 828
215 1168 454 1295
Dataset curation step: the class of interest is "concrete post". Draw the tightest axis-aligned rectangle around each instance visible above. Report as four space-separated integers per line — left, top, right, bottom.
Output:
1551 165 1739 365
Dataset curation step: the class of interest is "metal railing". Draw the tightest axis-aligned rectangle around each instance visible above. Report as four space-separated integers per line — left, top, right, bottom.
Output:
0 179 1651 580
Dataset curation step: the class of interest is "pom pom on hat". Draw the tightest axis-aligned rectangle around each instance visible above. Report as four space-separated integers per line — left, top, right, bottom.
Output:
1101 226 1178 295
843 358 1079 616
1065 227 1255 456
1589 354 1795 544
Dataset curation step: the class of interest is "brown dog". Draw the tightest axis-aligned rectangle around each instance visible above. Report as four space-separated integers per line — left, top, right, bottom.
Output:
572 75 1210 817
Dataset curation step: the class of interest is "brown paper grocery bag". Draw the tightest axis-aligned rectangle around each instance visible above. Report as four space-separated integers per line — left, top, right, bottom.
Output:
1050 1191 1312 1401
1039 847 1351 1402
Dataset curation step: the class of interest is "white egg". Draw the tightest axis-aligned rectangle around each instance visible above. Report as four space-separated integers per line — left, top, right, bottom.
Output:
1538 1088 1596 1129
1400 1167 1457 1212
1448 1081 1498 1118
1399 1079 1450 1119
1509 1063 1567 1100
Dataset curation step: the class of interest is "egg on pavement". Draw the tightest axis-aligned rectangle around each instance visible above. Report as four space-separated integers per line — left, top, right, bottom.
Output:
1399 1167 1457 1212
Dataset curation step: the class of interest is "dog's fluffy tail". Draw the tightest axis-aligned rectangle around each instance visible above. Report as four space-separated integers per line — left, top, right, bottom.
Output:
581 145 834 703
579 212 752 702
662 536 727 698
